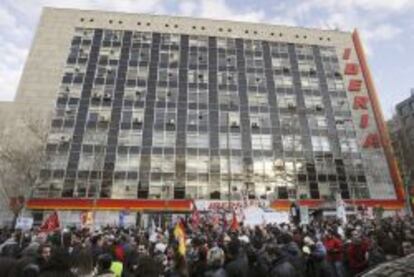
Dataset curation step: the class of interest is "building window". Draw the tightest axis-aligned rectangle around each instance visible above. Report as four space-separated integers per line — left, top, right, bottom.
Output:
271 57 290 69
186 155 209 173
217 38 236 50
248 92 268 107
115 153 140 171
218 52 236 68
153 131 176 148
188 87 208 105
278 94 296 109
244 40 262 52
250 112 271 129
282 135 303 152
151 154 175 173
158 68 179 83
308 116 328 130
251 134 272 150
219 133 242 149
298 60 316 73
331 98 351 113
187 110 208 127
327 79 345 91
304 95 324 111
83 129 108 145
189 35 208 47
218 89 239 107
156 87 178 103
46 153 69 170
219 111 240 128
295 44 313 56
79 146 105 170
301 76 319 89
245 52 264 69
339 137 358 152
112 179 138 199
154 107 176 130
311 136 331 152
221 155 243 175
159 49 180 67
118 130 142 146
246 72 266 88
187 132 209 148
274 75 293 88
218 71 238 86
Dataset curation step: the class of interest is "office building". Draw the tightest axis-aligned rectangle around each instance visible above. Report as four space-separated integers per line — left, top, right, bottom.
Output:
6 8 404 221
393 91 414 183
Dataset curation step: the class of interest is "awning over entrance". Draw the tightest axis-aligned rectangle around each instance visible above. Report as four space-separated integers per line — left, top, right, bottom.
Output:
26 198 404 212
270 199 404 211
26 198 193 212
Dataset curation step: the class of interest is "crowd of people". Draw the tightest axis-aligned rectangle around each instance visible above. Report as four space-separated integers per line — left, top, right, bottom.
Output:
0 212 414 277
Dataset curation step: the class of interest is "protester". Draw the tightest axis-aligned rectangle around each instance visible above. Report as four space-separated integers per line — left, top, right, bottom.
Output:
346 230 370 275
96 254 115 277
204 246 226 277
71 247 94 276
224 239 248 277
323 229 344 277
39 247 75 277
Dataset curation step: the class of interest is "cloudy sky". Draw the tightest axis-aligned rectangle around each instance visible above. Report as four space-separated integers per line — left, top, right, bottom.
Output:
1 0 413 118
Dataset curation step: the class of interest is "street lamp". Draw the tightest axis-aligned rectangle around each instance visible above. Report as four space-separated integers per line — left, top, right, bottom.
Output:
404 173 412 216
226 112 232 209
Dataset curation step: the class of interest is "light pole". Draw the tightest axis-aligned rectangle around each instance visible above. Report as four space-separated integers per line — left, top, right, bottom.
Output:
226 112 232 210
397 115 413 215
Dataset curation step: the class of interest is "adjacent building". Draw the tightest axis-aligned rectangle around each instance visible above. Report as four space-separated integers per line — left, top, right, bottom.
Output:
6 7 404 223
392 90 414 184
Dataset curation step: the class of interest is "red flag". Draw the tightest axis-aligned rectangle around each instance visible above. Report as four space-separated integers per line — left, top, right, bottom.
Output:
230 211 239 231
191 209 200 229
40 211 60 233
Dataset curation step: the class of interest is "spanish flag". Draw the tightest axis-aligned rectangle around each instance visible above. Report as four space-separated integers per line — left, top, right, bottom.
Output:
80 210 94 228
230 211 239 231
174 220 186 256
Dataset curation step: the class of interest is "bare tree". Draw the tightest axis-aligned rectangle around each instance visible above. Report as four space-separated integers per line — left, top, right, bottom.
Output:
0 111 49 226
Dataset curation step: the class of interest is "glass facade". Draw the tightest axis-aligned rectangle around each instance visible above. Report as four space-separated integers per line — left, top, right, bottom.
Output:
37 27 380 201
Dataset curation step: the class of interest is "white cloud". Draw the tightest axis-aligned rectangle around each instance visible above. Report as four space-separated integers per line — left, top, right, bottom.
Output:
177 0 266 23
304 0 414 12
178 1 197 17
0 41 28 101
0 5 16 29
363 24 403 41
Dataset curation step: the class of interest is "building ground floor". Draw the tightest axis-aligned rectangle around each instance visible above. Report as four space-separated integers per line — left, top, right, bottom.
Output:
21 197 405 228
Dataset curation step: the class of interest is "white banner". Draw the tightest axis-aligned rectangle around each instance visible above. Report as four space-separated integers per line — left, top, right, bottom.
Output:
300 206 309 225
243 207 289 226
15 217 33 231
194 200 268 211
336 193 347 224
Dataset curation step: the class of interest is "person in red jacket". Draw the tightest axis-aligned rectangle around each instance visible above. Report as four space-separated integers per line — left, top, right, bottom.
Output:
323 229 344 277
347 231 370 275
